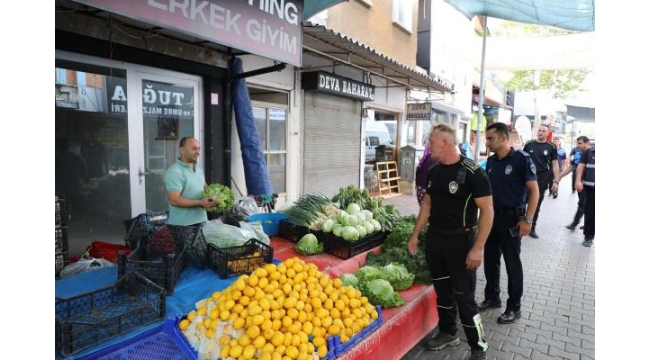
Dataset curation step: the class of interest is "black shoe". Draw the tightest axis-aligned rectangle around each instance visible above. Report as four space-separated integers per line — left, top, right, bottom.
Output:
528 230 539 239
425 331 461 351
477 299 502 311
565 224 577 231
497 309 521 324
582 239 593 247
553 192 558 199
470 349 487 360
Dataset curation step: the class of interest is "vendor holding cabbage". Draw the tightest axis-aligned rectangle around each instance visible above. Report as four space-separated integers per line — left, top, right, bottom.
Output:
164 137 215 226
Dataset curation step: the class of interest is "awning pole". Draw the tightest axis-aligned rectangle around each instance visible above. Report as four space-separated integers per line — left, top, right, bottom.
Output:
474 16 488 161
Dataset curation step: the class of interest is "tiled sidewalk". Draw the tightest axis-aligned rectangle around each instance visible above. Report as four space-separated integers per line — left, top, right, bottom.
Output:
382 181 595 360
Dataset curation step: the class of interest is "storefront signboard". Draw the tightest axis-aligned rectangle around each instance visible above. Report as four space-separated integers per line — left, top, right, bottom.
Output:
406 103 432 120
70 0 304 67
302 71 375 102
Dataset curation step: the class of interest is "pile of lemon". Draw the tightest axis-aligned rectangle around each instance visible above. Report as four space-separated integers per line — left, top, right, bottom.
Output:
179 257 380 360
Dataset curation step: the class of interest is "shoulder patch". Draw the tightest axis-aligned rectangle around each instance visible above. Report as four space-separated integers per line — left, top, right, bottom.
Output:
461 158 480 171
515 150 530 158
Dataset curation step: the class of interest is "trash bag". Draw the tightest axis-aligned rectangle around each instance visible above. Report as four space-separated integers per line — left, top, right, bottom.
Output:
239 220 270 246
222 197 259 226
202 219 250 248
59 257 115 278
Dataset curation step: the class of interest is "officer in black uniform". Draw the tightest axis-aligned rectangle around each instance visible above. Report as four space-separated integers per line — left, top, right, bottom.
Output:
408 124 494 360
522 124 560 238
477 123 540 324
575 144 595 246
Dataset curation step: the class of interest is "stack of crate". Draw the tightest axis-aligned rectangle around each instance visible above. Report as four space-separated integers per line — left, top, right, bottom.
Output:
56 196 69 277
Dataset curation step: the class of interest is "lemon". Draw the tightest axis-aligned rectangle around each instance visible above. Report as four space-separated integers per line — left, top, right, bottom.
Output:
178 319 190 330
229 344 243 358
197 306 207 316
233 317 246 329
220 335 231 345
302 321 313 335
262 342 275 353
220 344 230 358
254 335 267 349
246 324 261 339
317 344 328 358
285 345 299 359
271 332 285 347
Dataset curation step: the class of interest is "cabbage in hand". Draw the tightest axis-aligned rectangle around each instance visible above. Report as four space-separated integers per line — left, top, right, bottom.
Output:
202 183 235 213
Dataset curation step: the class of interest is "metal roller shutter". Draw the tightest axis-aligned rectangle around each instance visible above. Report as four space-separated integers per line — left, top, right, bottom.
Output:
303 92 361 197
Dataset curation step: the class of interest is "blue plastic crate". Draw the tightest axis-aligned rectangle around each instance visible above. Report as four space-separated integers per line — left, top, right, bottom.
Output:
332 305 384 358
67 315 197 360
247 212 288 236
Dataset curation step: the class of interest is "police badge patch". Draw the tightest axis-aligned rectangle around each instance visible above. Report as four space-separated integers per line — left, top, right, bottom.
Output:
449 181 459 194
505 165 513 175
543 150 548 156
530 164 536 174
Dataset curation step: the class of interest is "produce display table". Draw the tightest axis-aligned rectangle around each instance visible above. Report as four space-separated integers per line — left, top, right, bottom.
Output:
55 236 439 360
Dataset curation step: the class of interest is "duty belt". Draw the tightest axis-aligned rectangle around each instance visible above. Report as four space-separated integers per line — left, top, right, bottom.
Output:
430 226 477 236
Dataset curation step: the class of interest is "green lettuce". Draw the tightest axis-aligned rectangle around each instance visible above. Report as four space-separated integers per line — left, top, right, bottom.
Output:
360 279 405 308
202 183 235 213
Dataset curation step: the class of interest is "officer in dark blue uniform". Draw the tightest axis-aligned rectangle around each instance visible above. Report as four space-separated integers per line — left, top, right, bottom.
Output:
575 145 595 246
478 123 540 324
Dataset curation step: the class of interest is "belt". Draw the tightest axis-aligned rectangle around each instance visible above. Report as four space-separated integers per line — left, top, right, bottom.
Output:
430 226 476 236
494 208 526 216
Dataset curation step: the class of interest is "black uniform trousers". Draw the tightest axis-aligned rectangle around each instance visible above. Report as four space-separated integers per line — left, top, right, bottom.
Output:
570 191 585 227
425 228 487 351
483 213 523 312
532 171 553 229
583 187 595 240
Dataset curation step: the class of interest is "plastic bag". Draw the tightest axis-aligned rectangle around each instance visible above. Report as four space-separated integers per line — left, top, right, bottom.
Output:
222 197 258 226
239 221 270 245
202 219 250 248
59 257 115 278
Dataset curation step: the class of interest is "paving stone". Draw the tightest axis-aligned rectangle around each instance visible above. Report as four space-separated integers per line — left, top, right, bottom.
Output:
518 338 550 354
551 330 582 347
566 329 595 344
548 345 580 360
581 339 594 350
501 341 532 358
565 342 595 358
540 322 567 336
508 328 537 343
530 349 560 360
553 318 584 333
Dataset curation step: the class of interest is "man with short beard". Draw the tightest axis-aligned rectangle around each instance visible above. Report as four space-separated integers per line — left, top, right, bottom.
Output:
522 124 560 238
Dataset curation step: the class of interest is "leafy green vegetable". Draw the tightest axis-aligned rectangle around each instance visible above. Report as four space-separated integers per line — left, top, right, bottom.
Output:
382 263 415 291
339 273 359 288
366 248 430 285
202 183 235 213
354 265 384 283
295 233 324 255
360 279 405 308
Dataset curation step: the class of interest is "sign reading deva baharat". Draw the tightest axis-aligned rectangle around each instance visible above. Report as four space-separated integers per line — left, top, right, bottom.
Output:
302 71 376 102
70 0 304 66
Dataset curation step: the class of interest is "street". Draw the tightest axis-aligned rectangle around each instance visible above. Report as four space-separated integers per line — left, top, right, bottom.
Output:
383 180 595 360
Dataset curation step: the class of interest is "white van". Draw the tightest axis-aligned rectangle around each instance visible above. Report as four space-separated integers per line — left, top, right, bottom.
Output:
365 121 393 162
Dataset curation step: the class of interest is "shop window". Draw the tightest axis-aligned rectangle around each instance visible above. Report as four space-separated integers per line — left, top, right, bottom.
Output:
253 106 287 193
392 0 413 33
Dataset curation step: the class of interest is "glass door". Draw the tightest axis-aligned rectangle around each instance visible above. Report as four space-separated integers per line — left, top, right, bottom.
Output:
129 71 202 215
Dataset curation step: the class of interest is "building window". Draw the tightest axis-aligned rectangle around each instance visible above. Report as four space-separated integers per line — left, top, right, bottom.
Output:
392 0 413 33
253 106 287 193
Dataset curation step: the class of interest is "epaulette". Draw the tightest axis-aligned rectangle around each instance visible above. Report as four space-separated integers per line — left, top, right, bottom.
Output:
461 157 480 172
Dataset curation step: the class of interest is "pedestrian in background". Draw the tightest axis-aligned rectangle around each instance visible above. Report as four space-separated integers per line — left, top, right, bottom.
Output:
478 122 539 324
408 124 494 360
575 143 595 247
522 124 560 239
559 136 590 231
548 137 567 198
415 144 438 206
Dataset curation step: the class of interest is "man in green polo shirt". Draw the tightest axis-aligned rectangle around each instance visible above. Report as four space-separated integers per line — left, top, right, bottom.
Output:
164 137 215 226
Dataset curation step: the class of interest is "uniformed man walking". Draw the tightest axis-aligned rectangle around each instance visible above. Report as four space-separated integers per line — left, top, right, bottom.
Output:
575 144 595 246
408 124 494 360
477 123 540 324
522 124 560 238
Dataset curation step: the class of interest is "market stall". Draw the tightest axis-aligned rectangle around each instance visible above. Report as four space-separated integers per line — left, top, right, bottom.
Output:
55 186 440 360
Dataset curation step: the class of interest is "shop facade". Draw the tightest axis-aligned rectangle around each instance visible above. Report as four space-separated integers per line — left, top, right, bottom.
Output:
55 0 304 254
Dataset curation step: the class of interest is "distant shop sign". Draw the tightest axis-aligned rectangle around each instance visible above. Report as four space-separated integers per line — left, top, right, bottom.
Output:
302 71 375 102
108 78 194 119
70 0 304 66
407 103 431 120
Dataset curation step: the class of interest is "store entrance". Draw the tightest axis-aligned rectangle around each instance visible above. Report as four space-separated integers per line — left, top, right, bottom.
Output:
55 53 202 256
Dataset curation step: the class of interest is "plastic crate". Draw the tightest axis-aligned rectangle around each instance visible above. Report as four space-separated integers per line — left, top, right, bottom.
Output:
124 211 169 250
68 315 196 360
247 212 288 236
56 251 69 277
56 196 67 226
278 219 311 243
57 226 69 253
321 231 387 259
117 226 188 294
332 305 383 357
55 272 166 356
167 225 208 269
206 239 274 278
